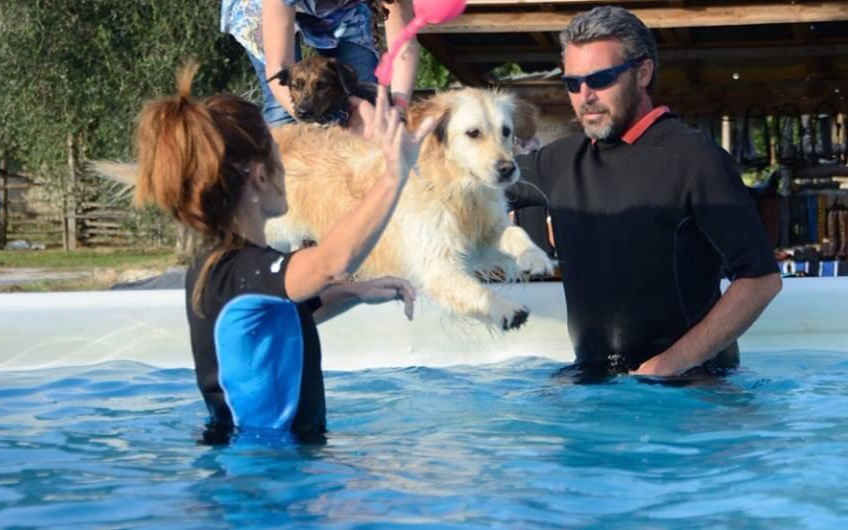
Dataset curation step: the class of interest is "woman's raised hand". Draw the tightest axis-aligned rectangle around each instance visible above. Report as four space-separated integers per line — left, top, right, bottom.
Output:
370 86 435 183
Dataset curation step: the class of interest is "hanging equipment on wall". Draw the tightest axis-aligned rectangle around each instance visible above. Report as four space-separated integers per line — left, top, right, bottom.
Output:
775 103 804 168
809 101 839 164
741 103 772 170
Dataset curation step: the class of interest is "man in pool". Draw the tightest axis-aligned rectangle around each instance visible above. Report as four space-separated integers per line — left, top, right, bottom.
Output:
511 6 782 379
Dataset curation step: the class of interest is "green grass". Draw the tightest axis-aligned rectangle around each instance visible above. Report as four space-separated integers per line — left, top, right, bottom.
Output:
0 248 176 270
0 276 112 293
0 247 181 292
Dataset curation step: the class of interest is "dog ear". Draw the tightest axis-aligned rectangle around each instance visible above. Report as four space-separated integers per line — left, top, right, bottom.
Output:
432 109 451 143
511 98 539 141
408 98 451 144
329 59 359 96
267 67 291 86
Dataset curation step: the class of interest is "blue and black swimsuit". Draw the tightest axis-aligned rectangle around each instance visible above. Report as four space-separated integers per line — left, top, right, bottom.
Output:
185 243 326 436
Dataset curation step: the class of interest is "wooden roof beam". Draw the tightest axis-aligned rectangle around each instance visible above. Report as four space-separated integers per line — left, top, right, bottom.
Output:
503 83 842 114
420 2 848 33
529 31 558 51
465 0 682 5
417 34 489 87
791 21 837 84
454 43 848 64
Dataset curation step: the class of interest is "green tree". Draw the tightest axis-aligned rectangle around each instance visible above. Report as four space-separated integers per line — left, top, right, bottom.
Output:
0 1 256 247
415 48 454 90
0 0 254 170
0 1 453 247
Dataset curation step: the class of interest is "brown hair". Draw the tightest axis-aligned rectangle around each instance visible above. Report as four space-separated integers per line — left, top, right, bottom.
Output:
134 61 276 315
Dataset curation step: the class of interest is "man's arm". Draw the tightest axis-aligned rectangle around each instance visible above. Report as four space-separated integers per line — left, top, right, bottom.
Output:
633 272 782 376
634 133 782 377
508 151 550 210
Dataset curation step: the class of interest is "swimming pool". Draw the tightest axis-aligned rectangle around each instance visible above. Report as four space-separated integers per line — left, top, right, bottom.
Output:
1 279 847 526
1 352 848 527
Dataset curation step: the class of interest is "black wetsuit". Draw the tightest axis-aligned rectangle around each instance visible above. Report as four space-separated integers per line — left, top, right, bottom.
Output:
513 113 778 373
185 243 326 436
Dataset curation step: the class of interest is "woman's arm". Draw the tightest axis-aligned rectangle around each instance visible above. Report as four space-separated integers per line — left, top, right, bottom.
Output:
383 0 418 105
261 0 297 116
312 277 415 324
283 87 435 302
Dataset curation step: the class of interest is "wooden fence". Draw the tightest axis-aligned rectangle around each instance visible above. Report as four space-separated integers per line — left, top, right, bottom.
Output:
0 163 171 250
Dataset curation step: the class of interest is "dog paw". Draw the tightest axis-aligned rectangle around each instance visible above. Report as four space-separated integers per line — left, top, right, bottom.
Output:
501 306 529 330
490 301 529 331
517 248 554 276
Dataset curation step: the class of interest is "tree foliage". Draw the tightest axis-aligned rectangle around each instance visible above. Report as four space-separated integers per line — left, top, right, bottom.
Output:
0 1 451 176
415 48 454 90
0 0 254 173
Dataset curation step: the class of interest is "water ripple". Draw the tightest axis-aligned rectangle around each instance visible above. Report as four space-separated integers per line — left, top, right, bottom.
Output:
0 352 847 527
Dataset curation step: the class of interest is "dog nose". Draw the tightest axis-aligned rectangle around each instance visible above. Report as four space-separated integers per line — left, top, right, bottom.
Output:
496 160 516 182
295 104 313 118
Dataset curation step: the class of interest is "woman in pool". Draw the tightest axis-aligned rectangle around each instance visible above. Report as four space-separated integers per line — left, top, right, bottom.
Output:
133 63 435 439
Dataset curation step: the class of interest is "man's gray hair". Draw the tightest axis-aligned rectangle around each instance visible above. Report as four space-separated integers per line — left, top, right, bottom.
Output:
559 6 659 90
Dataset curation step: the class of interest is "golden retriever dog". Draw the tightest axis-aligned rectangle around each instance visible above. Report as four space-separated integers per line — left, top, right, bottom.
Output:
267 88 553 330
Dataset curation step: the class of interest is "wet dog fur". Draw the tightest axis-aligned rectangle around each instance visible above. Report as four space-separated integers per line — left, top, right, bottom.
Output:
266 87 552 330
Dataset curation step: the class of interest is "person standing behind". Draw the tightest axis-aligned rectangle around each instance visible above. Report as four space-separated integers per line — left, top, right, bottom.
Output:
221 0 418 127
512 6 782 379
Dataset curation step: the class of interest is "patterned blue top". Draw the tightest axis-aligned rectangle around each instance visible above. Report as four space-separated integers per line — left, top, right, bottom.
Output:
220 0 376 61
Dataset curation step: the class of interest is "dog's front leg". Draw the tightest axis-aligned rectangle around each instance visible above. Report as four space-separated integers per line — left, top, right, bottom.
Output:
497 225 554 277
421 262 529 331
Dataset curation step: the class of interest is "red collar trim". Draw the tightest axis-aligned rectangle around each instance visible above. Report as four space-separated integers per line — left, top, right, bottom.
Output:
620 106 669 144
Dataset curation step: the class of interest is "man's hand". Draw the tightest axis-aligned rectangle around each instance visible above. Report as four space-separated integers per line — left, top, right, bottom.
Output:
631 273 782 377
631 354 685 377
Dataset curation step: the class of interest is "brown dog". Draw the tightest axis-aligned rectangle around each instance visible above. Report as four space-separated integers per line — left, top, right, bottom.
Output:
267 55 377 126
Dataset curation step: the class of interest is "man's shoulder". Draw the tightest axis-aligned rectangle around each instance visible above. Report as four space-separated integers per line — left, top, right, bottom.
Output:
533 132 586 163
649 115 721 154
647 116 740 184
547 132 587 150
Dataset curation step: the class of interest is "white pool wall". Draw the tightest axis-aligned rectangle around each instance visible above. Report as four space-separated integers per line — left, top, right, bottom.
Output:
1 279 846 372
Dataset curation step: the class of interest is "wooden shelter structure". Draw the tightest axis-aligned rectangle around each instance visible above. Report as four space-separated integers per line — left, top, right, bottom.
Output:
417 0 848 262
418 0 848 143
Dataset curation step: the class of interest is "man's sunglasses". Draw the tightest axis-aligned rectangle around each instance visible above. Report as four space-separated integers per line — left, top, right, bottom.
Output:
561 56 646 94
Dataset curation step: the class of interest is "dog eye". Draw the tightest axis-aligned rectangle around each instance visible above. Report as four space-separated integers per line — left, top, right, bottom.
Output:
315 81 326 90
466 129 480 139
292 79 304 90
502 126 511 137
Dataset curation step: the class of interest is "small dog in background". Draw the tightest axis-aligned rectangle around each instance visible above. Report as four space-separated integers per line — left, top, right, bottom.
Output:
267 55 377 127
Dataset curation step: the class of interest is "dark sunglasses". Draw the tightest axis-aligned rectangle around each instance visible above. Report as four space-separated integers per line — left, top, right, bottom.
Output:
561 56 646 93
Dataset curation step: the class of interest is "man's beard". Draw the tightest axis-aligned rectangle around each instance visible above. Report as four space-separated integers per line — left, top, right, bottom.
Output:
578 77 640 141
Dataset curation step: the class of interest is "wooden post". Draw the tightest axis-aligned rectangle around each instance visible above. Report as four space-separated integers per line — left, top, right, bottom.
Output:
0 158 7 249
769 114 778 167
65 133 77 250
721 114 732 154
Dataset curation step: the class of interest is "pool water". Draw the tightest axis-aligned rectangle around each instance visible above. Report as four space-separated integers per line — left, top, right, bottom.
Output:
1 352 848 528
